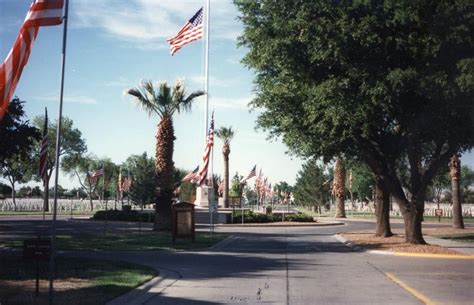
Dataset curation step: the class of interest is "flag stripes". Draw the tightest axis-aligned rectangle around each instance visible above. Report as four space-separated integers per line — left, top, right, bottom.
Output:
0 0 64 121
167 7 203 56
39 108 49 185
198 111 214 186
240 165 256 184
182 165 199 183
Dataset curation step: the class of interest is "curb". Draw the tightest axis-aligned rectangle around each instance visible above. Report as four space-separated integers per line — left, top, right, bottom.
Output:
333 234 364 252
221 221 344 228
107 268 181 305
333 234 474 259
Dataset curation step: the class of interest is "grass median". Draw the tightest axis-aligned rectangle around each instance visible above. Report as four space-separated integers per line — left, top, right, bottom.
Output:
2 232 229 251
0 256 155 305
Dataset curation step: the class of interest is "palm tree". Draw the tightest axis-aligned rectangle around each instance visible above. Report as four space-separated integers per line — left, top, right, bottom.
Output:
126 80 204 231
333 158 346 218
215 126 235 208
450 153 464 229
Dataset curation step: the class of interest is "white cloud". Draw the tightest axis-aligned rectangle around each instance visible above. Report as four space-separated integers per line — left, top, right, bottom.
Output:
210 96 253 110
188 74 241 88
34 94 98 105
71 0 242 49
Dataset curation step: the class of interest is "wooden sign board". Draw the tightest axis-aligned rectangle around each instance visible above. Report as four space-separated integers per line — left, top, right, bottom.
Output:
23 238 51 260
435 209 444 217
172 202 195 243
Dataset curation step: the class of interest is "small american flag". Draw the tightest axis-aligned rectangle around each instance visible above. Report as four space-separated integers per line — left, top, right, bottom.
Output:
182 165 199 183
0 0 64 121
167 7 204 56
38 108 48 185
122 175 133 192
240 165 256 184
198 111 214 186
217 178 224 196
89 164 104 179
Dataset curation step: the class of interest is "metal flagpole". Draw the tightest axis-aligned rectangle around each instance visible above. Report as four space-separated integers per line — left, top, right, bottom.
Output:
204 0 212 234
204 0 210 137
103 165 107 235
49 0 69 304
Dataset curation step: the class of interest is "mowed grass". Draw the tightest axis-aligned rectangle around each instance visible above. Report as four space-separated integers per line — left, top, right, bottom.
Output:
437 233 474 243
3 232 229 251
0 256 155 305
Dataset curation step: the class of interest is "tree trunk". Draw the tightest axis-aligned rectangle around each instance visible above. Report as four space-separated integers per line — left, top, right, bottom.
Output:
11 182 16 211
399 199 426 244
374 181 392 237
450 154 464 229
334 158 346 218
89 193 94 211
154 191 172 231
154 115 175 231
223 148 230 208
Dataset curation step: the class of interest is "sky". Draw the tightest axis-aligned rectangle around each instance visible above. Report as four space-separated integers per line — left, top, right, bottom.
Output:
1 0 473 191
0 0 306 190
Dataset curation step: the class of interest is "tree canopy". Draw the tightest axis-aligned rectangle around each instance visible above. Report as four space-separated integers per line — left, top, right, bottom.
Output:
0 98 40 164
237 0 474 243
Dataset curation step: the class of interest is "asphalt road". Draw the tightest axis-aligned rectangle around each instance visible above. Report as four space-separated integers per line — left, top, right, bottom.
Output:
1 216 473 305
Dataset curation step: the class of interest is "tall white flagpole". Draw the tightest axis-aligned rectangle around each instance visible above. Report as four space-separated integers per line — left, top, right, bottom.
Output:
49 0 69 303
204 0 210 138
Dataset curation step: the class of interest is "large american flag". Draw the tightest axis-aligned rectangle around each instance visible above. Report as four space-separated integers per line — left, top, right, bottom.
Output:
198 112 214 186
0 0 64 121
38 107 49 185
167 7 203 56
240 165 256 184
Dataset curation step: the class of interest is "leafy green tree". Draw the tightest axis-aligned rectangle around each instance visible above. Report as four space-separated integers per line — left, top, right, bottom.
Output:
0 98 40 164
33 115 87 211
350 161 374 203
237 0 474 244
125 80 204 231
127 153 156 208
0 183 13 198
62 154 101 211
229 172 244 198
215 126 235 208
293 159 330 213
0 154 35 209
274 181 293 204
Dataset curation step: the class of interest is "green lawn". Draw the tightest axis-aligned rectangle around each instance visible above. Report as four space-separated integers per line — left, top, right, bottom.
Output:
436 234 474 243
0 256 155 305
2 232 229 251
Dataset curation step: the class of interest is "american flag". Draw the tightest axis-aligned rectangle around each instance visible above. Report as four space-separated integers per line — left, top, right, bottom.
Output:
198 112 214 186
167 7 204 56
38 107 48 185
118 169 123 192
0 0 64 121
217 178 224 196
240 165 256 184
89 165 104 179
122 175 133 192
182 165 199 183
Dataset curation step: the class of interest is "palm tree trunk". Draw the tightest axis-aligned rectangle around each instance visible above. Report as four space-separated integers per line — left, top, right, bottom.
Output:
450 154 464 229
154 115 175 231
223 151 229 208
334 159 346 218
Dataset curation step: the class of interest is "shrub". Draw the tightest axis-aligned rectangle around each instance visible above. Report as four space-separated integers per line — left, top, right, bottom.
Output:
228 211 314 223
93 210 153 222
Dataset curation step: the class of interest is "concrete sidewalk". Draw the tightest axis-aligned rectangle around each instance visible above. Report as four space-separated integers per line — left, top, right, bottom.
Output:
424 235 474 255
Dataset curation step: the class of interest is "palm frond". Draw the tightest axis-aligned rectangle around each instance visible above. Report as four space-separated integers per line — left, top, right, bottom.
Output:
177 90 205 114
126 84 161 118
216 126 235 145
